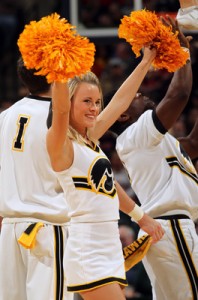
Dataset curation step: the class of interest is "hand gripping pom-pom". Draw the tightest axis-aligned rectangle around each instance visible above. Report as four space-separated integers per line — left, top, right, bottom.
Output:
17 13 96 82
118 9 189 72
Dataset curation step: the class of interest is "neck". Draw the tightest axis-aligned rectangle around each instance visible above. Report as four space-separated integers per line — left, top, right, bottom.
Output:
80 127 88 139
82 131 93 146
83 132 88 139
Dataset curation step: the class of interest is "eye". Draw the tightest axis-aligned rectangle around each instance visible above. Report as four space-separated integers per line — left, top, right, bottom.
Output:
95 100 101 107
84 99 93 106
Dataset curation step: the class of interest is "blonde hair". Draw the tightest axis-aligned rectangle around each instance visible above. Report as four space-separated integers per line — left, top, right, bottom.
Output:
67 71 103 144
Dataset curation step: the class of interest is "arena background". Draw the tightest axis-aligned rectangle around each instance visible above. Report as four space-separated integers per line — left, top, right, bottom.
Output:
0 1 197 299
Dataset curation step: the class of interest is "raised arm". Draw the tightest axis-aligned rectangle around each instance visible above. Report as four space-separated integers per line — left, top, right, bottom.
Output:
178 118 198 160
89 46 157 140
156 18 192 131
156 61 192 131
46 82 73 171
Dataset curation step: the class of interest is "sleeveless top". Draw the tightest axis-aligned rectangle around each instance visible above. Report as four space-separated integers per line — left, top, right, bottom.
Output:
56 141 120 223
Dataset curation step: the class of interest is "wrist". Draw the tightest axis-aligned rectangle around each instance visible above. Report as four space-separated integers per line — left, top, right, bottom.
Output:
141 58 153 67
181 47 191 62
128 204 144 222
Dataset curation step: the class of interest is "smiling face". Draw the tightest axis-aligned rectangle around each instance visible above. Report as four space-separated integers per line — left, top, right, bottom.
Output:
70 82 102 136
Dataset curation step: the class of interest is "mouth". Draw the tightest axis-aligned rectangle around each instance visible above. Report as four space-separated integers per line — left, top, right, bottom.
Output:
85 114 96 120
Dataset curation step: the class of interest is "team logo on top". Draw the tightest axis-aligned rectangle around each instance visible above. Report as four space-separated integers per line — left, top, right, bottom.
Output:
179 143 197 174
166 151 198 185
72 156 117 198
12 115 31 152
166 141 198 184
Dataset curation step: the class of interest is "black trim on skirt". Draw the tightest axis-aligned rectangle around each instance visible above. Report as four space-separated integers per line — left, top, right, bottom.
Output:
67 277 127 292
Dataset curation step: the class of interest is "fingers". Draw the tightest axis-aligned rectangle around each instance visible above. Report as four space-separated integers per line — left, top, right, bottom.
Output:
151 228 165 244
160 16 169 27
160 14 192 48
186 36 193 42
149 221 164 243
167 15 177 28
142 46 157 62
138 215 165 244
160 15 176 30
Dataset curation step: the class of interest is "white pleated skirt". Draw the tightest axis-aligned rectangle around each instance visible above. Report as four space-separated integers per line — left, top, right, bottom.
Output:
64 221 127 292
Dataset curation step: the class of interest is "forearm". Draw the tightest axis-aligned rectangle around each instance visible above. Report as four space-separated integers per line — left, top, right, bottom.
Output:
166 61 192 102
116 181 136 214
116 181 145 220
93 49 156 139
156 61 192 130
116 181 165 242
52 82 70 113
50 82 70 145
46 82 70 166
110 59 153 111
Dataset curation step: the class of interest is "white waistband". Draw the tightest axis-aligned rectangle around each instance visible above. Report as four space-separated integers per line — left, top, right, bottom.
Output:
2 217 70 226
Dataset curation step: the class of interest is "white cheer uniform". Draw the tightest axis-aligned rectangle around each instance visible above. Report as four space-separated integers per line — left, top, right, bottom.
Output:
116 110 198 300
0 95 72 300
56 141 127 292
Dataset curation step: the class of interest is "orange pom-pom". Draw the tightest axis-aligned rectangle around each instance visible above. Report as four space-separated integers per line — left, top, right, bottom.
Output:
17 13 96 83
118 9 189 72
119 10 159 57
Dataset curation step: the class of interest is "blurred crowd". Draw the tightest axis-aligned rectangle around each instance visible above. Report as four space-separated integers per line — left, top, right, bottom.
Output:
0 1 198 299
79 0 180 28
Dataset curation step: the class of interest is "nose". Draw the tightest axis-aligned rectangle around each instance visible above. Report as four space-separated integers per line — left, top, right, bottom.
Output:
89 102 98 110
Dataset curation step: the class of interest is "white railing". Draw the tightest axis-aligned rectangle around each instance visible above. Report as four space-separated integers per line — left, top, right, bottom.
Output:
70 0 143 38
69 1 197 38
